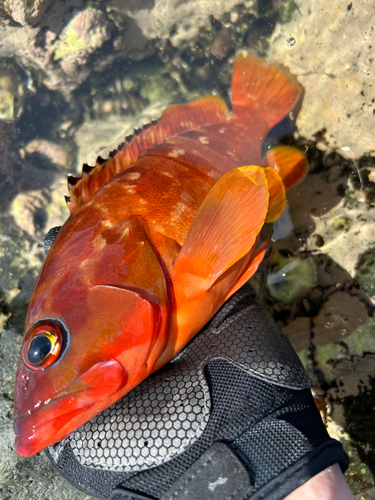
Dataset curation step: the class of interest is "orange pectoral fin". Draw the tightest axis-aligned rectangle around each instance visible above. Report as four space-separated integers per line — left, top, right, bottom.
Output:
266 145 307 190
172 165 269 290
264 166 286 223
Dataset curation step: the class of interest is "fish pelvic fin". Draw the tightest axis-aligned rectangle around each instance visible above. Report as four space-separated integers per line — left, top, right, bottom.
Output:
224 240 269 301
66 96 228 213
231 52 303 130
266 145 308 190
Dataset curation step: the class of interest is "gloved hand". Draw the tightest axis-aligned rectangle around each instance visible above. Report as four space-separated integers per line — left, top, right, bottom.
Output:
46 285 348 500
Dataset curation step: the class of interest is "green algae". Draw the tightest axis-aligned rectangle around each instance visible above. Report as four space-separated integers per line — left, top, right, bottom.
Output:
0 90 14 121
345 318 375 356
355 247 375 300
331 216 353 231
266 251 317 305
53 22 88 61
278 0 299 24
53 7 108 63
315 343 343 370
341 435 375 497
314 317 375 370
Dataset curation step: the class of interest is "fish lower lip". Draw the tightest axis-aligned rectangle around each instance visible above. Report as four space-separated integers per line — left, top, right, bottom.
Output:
14 359 127 456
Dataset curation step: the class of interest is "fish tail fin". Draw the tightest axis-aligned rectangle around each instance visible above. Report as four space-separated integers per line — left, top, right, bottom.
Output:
231 52 303 130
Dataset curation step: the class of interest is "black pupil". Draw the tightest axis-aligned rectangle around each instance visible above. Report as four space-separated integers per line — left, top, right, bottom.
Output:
28 335 52 364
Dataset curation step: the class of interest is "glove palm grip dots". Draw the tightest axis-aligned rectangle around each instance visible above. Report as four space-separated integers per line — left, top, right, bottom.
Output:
46 285 348 500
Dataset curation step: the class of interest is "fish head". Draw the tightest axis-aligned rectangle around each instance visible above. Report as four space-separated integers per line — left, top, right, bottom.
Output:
14 213 169 456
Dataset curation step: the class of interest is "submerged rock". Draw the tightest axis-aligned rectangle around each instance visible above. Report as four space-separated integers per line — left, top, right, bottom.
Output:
52 7 111 77
266 251 317 305
306 180 375 283
325 354 375 495
123 0 243 47
268 0 375 158
0 61 27 121
355 248 375 300
4 0 53 26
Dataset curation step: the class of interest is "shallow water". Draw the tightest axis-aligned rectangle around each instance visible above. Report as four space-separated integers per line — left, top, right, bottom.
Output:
0 1 374 498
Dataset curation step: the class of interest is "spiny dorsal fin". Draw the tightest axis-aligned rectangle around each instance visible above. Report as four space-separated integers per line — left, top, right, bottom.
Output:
66 95 229 213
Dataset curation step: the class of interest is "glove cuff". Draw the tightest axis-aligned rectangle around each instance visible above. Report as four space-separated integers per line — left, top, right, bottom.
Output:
248 440 348 500
109 439 348 500
230 416 348 500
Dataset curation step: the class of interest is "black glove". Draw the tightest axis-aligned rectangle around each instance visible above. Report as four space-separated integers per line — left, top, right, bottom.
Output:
46 285 348 500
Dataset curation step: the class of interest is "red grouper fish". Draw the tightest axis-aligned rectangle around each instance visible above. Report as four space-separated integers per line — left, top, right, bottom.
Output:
14 52 307 456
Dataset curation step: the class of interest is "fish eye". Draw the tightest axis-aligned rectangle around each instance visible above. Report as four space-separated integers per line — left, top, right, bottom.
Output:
22 322 63 370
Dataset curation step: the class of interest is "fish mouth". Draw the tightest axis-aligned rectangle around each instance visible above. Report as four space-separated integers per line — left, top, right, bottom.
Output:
14 359 127 457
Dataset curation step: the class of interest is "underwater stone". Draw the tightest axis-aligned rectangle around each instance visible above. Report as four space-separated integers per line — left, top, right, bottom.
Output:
4 0 53 25
354 247 375 300
126 0 242 47
312 291 368 346
23 139 73 172
325 354 375 493
268 0 375 158
210 26 233 60
282 316 311 352
0 226 42 298
331 217 352 232
266 251 317 305
0 62 26 121
315 317 375 373
53 8 111 68
10 177 69 237
306 183 375 280
0 120 22 213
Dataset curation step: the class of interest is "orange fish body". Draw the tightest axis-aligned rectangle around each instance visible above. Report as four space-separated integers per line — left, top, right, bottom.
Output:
14 53 307 456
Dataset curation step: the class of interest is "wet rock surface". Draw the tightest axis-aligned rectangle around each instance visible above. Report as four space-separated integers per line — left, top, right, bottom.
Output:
268 0 375 159
3 0 54 26
0 0 375 499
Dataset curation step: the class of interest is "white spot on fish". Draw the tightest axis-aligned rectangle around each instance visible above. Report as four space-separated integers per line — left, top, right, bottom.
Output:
162 171 173 177
219 127 226 134
168 149 185 158
101 220 112 229
139 198 147 205
171 202 187 221
124 172 141 180
181 192 192 202
124 184 137 189
227 150 236 158
199 136 209 144
92 234 107 251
